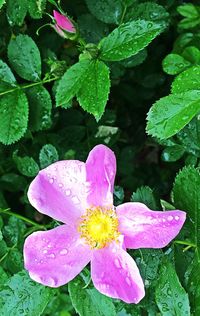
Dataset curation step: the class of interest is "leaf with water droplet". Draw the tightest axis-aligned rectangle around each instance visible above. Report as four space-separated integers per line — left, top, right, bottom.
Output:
171 66 200 94
77 60 110 121
28 0 46 19
6 0 27 26
85 0 123 24
0 270 54 316
0 89 28 145
68 269 116 316
146 90 200 140
162 53 191 75
13 150 39 178
8 34 41 82
155 259 190 315
99 19 163 61
39 144 59 169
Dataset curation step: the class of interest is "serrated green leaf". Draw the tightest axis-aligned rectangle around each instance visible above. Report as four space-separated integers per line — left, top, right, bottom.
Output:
146 90 200 139
155 260 190 316
39 144 59 169
161 145 185 162
177 118 200 157
120 49 147 68
99 20 162 62
6 0 27 26
0 270 53 316
8 35 41 81
28 0 46 19
68 272 116 316
13 151 39 177
77 60 110 120
26 85 52 131
56 60 90 106
173 166 200 255
0 90 28 145
162 54 191 75
131 186 160 209
187 256 200 315
171 66 200 94
3 216 26 247
85 0 123 24
0 60 16 87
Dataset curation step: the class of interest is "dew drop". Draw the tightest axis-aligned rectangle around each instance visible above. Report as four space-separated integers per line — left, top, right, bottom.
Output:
125 276 131 286
114 258 121 269
48 253 55 258
43 249 48 254
167 215 173 221
65 189 71 196
60 249 68 255
49 178 54 184
175 216 179 220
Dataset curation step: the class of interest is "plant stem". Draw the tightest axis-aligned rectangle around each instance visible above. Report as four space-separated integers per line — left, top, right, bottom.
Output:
174 240 196 248
0 242 17 263
0 208 45 228
0 76 59 97
120 4 127 25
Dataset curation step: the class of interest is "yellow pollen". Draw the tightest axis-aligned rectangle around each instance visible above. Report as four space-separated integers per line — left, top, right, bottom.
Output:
78 207 120 249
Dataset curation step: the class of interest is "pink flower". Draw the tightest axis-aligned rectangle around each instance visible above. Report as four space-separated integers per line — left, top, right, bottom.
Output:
23 145 186 304
53 10 76 36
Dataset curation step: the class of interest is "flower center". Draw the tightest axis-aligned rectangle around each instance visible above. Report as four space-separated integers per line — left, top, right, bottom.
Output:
78 207 120 249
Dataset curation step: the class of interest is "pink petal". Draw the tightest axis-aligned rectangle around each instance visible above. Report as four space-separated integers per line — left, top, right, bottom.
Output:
53 24 66 38
86 145 116 207
24 224 92 287
53 10 76 33
28 160 88 225
91 242 145 304
117 202 186 249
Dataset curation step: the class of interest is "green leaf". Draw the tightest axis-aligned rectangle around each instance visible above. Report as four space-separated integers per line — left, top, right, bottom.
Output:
0 0 5 9
39 144 59 169
155 260 190 316
173 166 200 255
77 60 110 120
3 216 26 247
6 249 23 274
171 66 200 94
125 2 169 27
131 186 160 209
177 118 200 157
56 60 90 106
68 272 116 316
120 49 147 68
0 90 29 145
114 186 124 206
0 60 16 87
26 85 52 131
187 256 200 315
13 151 39 177
146 90 200 139
28 0 46 19
177 4 199 19
162 54 191 75
182 46 200 64
8 35 41 81
161 145 185 162
6 0 27 26
85 0 123 24
99 20 162 61
0 270 53 316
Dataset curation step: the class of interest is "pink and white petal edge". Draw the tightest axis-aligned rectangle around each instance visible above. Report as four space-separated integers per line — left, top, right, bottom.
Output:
117 202 186 249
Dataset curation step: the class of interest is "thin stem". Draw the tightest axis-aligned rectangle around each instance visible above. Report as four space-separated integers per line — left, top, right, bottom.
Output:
183 245 193 252
174 240 196 248
0 242 17 263
120 4 127 25
0 209 45 228
0 76 59 97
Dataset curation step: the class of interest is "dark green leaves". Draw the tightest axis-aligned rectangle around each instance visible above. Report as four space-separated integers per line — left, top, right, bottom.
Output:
99 20 162 61
156 261 190 315
39 144 59 169
85 0 123 24
173 166 200 255
162 54 191 75
13 151 39 177
146 90 200 139
69 272 116 316
0 90 28 145
77 60 110 120
171 66 200 94
8 35 41 81
0 270 53 316
6 0 27 26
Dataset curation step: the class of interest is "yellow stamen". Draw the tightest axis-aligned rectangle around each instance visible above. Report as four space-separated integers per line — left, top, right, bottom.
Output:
78 206 120 249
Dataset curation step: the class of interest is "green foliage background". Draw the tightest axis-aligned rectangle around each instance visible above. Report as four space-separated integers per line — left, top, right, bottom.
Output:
0 0 200 315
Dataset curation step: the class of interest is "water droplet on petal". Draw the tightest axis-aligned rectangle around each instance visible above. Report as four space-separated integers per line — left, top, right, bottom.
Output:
114 258 121 269
167 215 173 221
49 178 54 184
65 189 71 196
60 249 68 255
43 249 48 254
125 276 131 286
175 216 179 220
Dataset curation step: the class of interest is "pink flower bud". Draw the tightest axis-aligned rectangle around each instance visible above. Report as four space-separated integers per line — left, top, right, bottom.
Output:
53 10 76 34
